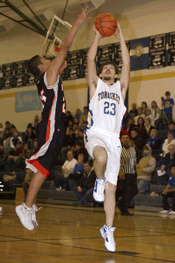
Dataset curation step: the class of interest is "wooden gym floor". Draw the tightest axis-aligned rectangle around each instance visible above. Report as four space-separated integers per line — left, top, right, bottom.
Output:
0 201 175 263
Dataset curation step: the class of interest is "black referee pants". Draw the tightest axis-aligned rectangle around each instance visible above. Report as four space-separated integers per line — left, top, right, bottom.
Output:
118 173 138 213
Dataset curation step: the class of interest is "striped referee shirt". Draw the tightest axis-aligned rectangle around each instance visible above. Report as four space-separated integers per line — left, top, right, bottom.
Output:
120 146 137 174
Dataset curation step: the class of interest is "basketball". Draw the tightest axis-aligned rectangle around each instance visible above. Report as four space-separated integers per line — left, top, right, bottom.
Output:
94 13 117 37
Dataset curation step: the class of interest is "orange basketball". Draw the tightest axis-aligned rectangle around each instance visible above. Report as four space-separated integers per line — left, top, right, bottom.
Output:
94 13 117 37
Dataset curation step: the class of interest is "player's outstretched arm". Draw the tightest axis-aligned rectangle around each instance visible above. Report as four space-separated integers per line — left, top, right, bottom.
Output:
114 22 130 101
47 7 91 86
59 60 67 77
87 25 101 99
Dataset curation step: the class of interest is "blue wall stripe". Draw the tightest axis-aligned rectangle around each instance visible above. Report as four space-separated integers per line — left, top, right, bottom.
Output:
130 37 149 49
130 53 149 71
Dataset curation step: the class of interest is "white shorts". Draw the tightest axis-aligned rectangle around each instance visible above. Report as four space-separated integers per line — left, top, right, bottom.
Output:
84 127 121 186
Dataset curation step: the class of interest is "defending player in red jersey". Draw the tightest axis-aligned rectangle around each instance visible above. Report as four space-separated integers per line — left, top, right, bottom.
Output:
16 8 91 231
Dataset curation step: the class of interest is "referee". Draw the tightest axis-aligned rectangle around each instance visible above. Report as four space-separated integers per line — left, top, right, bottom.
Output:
118 133 138 216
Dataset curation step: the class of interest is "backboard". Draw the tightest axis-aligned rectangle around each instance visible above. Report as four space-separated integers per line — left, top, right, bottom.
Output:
41 15 72 60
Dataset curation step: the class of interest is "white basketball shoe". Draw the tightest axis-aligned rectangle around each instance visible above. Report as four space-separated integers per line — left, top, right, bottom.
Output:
159 210 169 214
15 203 34 231
100 224 116 253
93 178 105 202
32 204 42 228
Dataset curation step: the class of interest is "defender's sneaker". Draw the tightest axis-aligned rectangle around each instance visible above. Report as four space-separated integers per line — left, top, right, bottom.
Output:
159 210 169 214
15 203 34 231
93 178 105 202
168 210 175 215
100 224 116 253
32 204 42 228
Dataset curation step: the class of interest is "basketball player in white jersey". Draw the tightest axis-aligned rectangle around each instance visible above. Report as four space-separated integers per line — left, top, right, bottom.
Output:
85 23 130 252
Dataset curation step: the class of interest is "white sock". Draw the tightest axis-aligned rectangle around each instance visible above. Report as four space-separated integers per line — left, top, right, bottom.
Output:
24 203 32 210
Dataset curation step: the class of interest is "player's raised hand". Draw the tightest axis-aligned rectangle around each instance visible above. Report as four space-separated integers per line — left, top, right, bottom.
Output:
77 7 91 24
93 24 102 39
113 22 123 40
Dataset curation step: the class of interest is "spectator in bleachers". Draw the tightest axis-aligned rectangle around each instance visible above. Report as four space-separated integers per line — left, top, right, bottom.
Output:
136 145 156 194
122 109 130 129
73 143 88 161
30 140 38 155
76 128 85 147
157 144 175 184
120 127 130 139
2 128 11 153
7 141 23 172
73 161 96 206
68 153 85 190
10 125 22 137
134 107 145 124
0 123 3 140
66 120 74 135
162 132 175 157
53 151 77 190
22 168 35 202
144 117 154 141
78 118 87 131
80 106 88 124
145 108 155 126
129 103 138 119
126 118 136 135
159 163 175 215
34 115 40 123
24 126 36 148
73 123 79 137
168 122 175 138
151 101 160 128
161 91 174 123
141 101 148 116
130 128 145 151
118 134 138 216
74 108 81 120
74 117 79 125
16 143 31 171
5 121 13 131
9 130 22 153
61 128 76 159
137 117 147 140
64 111 73 129
32 120 38 135
146 129 161 151
0 143 8 171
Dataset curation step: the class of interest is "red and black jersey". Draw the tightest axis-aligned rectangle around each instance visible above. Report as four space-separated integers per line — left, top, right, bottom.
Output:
37 72 66 123
26 72 66 177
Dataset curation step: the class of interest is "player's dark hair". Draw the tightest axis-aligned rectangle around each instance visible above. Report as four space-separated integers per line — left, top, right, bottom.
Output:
130 128 138 133
165 91 170 96
168 132 174 137
28 55 42 77
84 161 92 167
99 61 118 75
169 163 175 171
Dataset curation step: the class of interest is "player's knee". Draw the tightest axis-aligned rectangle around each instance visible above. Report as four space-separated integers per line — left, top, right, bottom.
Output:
95 151 107 167
105 181 116 194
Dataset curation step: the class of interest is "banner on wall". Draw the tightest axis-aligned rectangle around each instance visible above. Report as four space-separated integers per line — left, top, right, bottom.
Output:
148 33 166 69
15 90 42 112
114 41 130 74
81 48 88 78
14 60 26 75
66 50 81 80
2 63 14 78
168 32 175 66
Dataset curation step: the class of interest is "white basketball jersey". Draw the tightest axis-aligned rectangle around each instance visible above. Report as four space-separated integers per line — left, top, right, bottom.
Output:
87 78 126 134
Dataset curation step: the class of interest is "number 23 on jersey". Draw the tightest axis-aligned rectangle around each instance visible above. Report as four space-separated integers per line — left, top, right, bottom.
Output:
104 102 116 115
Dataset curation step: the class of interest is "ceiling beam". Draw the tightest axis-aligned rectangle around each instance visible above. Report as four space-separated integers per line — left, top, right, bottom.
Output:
0 0 47 37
